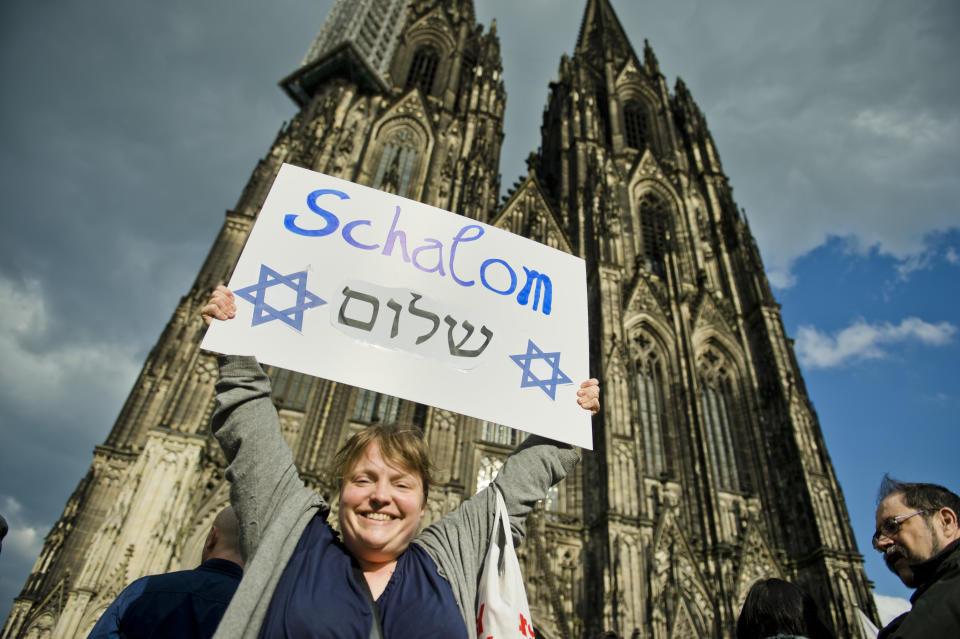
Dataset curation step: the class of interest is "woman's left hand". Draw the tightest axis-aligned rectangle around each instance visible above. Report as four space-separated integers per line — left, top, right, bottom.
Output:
577 379 600 416
201 285 236 326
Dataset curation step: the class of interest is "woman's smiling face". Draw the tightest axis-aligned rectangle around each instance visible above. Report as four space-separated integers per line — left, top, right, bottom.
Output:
338 440 426 567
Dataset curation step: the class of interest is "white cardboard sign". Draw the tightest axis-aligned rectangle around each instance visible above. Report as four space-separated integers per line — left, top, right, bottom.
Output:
201 163 592 448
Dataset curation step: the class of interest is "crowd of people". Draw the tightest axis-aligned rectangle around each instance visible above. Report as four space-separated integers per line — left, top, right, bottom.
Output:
68 286 956 638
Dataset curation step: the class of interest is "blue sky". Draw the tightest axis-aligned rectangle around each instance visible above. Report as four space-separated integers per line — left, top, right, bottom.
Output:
1 0 958 624
778 230 959 600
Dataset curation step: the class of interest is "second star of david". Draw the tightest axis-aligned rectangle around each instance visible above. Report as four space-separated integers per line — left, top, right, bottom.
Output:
508 339 573 400
233 264 326 331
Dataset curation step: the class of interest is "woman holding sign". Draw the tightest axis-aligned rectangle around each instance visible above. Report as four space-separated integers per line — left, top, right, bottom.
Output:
201 286 599 639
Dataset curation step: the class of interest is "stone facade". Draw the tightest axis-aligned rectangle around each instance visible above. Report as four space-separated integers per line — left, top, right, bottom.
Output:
3 1 878 637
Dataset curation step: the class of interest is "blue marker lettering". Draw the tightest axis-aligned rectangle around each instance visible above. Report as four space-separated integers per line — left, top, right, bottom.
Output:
342 219 379 250
381 206 410 262
284 188 348 237
517 267 552 315
480 258 517 295
449 224 484 287
412 238 446 275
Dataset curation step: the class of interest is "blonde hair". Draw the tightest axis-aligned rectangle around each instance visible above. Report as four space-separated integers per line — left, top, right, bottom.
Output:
332 423 436 500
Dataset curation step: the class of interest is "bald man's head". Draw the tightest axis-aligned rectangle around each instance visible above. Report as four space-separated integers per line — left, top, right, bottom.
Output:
202 506 242 567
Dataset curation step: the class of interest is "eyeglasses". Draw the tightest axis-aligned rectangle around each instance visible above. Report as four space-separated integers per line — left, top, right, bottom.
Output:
872 510 933 549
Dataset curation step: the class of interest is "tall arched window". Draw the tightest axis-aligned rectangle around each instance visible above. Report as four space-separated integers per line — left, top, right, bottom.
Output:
633 332 670 477
406 45 440 95
624 99 650 150
698 348 741 491
352 389 400 424
637 191 670 276
373 129 417 197
267 367 312 411
480 421 522 447
544 483 560 515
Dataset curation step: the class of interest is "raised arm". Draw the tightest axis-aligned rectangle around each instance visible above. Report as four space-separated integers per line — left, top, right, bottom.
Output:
497 379 596 518
414 379 599 632
494 380 598 538
424 378 598 543
203 287 326 560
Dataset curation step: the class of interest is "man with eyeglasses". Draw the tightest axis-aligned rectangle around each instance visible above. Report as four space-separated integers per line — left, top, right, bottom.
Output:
873 475 960 639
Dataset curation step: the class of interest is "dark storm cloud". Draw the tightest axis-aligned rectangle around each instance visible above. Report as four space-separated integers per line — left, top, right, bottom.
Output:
641 1 960 279
0 0 329 614
0 1 322 344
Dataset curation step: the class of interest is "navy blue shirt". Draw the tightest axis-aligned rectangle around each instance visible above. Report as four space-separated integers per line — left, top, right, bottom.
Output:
259 514 468 638
88 558 242 639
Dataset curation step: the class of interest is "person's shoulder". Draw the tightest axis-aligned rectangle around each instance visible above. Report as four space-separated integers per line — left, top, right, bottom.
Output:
100 571 157 621
878 610 909 639
943 539 960 569
120 565 239 607
131 568 200 593
197 558 243 579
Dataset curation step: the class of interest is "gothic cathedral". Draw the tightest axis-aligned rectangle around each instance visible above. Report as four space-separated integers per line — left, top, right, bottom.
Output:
3 1 878 637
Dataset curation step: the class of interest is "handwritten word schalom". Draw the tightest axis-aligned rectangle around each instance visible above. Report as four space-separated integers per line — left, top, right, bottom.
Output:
283 188 554 315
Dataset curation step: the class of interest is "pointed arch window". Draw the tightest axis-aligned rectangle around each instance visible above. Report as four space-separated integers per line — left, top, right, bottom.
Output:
624 99 650 150
637 192 670 276
406 45 440 95
352 389 400 424
633 332 670 477
480 421 522 447
412 403 429 429
373 128 417 197
544 483 561 515
698 349 741 492
268 367 313 411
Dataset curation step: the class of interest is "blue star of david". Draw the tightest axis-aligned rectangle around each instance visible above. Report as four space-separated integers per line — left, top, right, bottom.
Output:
508 339 573 400
233 264 326 331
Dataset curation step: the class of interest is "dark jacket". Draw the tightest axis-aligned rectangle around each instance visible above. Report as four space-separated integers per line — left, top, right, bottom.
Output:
878 539 960 639
87 558 242 639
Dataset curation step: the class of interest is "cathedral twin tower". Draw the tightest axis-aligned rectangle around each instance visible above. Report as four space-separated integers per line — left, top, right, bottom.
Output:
4 1 877 637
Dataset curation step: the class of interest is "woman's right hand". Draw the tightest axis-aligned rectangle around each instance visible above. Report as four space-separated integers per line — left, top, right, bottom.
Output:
201 285 237 326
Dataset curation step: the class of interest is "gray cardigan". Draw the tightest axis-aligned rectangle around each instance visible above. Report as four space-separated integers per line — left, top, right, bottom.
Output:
210 356 580 639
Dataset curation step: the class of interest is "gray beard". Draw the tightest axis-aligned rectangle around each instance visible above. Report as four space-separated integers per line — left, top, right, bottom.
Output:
884 526 944 570
884 543 916 569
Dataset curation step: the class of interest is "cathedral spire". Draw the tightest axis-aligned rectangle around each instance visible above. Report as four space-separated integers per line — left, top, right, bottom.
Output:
574 0 637 68
643 38 659 74
282 0 411 104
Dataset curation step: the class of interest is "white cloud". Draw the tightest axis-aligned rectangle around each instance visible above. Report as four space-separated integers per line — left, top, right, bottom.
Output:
873 593 910 626
852 108 957 145
766 268 796 290
795 317 957 369
946 247 960 265
1 496 46 565
728 101 959 287
0 276 141 425
894 250 935 282
6 526 44 565
2 496 24 518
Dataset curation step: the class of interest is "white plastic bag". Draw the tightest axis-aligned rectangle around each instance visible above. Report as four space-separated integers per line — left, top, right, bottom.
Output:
476 486 536 639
